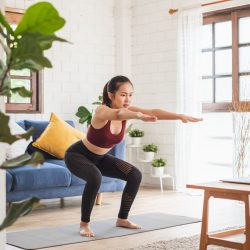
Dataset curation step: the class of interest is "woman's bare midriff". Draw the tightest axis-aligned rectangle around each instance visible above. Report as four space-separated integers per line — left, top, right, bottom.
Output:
82 137 111 155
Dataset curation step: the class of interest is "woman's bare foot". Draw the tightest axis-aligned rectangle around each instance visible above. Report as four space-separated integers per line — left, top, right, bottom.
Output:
79 222 95 237
116 218 142 229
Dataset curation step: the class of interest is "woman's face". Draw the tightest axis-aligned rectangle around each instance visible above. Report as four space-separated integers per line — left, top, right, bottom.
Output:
109 82 134 109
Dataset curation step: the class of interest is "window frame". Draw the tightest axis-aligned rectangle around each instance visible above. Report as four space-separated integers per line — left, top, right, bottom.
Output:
202 5 250 112
5 7 42 113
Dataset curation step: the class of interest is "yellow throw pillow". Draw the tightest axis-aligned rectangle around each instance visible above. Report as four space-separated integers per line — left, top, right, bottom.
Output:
32 112 85 159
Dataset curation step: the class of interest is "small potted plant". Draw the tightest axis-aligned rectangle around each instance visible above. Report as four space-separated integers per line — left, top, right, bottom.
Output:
151 158 166 177
128 128 144 145
142 143 158 161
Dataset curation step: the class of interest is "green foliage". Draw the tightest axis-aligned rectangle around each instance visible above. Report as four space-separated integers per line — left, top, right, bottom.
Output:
0 1 67 97
143 143 158 153
0 197 40 230
0 152 44 169
76 96 103 126
14 2 65 35
152 158 166 168
10 86 32 98
0 1 67 231
128 128 144 138
92 95 103 105
0 112 34 144
75 106 92 126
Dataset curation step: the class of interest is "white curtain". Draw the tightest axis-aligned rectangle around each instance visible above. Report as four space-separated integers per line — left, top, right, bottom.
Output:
175 8 203 190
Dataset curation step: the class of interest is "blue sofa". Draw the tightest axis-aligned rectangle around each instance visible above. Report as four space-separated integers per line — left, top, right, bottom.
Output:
6 120 126 204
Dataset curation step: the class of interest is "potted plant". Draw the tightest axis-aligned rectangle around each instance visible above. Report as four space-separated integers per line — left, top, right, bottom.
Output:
151 158 166 177
128 128 144 145
142 143 158 161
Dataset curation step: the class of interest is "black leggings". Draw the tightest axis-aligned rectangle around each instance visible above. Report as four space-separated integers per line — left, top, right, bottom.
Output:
64 140 142 223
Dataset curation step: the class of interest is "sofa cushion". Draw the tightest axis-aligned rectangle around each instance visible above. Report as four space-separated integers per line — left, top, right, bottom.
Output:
8 162 71 191
25 119 75 159
6 171 13 192
32 113 85 159
46 159 115 186
25 119 75 141
26 142 58 160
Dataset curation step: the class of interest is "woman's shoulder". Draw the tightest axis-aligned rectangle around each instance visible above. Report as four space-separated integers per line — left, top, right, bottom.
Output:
95 104 108 111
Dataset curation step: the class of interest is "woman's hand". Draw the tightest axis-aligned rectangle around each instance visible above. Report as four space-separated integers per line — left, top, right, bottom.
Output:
137 112 157 122
179 114 203 123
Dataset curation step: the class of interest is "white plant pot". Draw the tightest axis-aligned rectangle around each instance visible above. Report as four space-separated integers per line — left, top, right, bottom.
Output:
151 167 164 177
144 152 155 161
131 137 141 146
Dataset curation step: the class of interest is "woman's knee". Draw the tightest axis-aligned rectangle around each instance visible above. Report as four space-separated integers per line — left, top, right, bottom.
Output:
128 167 142 184
88 171 102 186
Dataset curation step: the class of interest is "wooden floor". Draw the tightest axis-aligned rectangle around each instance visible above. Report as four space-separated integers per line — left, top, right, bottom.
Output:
6 187 245 250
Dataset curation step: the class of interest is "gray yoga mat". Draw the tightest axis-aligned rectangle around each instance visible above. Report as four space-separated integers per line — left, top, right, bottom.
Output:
7 212 201 249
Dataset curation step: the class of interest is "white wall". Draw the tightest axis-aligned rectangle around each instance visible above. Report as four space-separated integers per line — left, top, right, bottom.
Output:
129 0 178 188
115 0 132 77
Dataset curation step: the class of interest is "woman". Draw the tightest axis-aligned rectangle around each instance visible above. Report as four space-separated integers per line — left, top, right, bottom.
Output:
64 75 202 237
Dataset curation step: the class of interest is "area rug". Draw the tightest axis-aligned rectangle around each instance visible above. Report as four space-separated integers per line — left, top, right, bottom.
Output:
122 231 238 250
7 212 200 250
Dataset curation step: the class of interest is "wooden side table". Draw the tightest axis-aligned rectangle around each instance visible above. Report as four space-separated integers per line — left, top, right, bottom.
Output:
186 181 250 250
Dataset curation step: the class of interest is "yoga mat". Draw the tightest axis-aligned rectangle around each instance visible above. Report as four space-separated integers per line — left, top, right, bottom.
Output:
7 212 201 249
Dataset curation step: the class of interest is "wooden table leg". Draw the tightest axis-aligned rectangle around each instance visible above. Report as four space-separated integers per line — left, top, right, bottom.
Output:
243 194 250 250
96 193 102 205
199 191 210 250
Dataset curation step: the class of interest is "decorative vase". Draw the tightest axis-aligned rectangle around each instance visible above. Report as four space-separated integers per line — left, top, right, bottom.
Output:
151 167 164 177
131 137 141 146
144 152 155 161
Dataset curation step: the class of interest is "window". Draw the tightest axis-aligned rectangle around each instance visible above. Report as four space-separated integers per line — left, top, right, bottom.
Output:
202 5 250 112
5 8 42 113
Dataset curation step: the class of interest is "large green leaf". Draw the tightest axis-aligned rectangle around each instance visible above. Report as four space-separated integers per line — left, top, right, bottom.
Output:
11 32 53 71
75 106 92 125
10 86 32 98
0 152 44 169
15 2 65 36
0 11 14 36
76 106 91 118
0 197 40 231
34 33 68 50
10 58 49 71
79 114 92 124
0 111 34 144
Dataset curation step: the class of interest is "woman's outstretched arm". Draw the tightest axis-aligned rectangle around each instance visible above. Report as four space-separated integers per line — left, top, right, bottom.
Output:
95 105 157 122
128 106 202 123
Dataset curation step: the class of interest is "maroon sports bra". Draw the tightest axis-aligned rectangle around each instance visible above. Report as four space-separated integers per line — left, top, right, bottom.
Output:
86 120 126 148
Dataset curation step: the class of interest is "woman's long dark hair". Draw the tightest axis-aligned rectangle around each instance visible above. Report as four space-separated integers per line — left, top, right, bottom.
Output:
102 76 133 107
